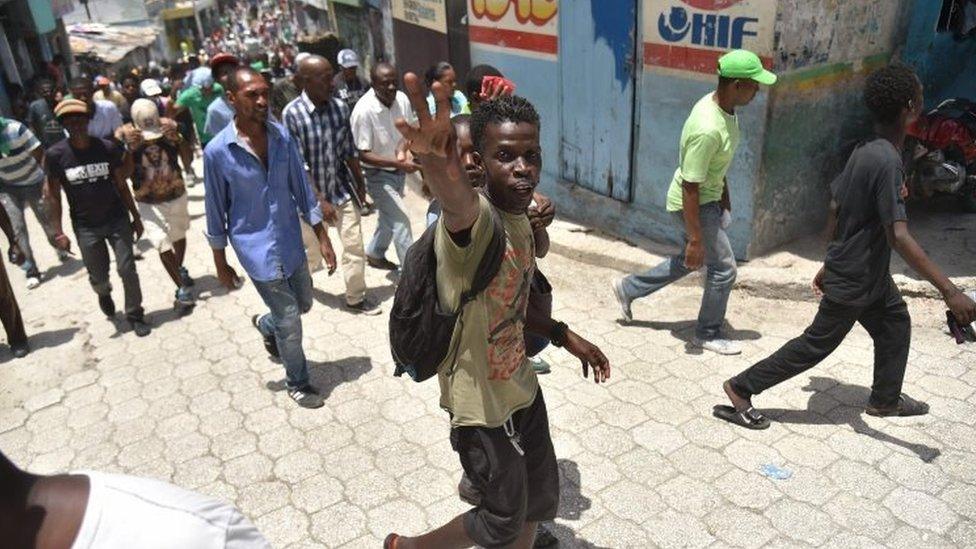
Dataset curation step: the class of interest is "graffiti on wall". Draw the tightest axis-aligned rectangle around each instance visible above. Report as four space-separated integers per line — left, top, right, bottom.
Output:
468 0 558 58
643 0 776 79
470 0 557 26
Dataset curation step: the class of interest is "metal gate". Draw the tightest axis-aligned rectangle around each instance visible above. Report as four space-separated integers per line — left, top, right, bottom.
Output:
559 0 639 202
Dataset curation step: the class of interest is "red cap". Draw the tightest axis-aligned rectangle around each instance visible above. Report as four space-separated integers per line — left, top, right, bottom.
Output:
210 53 240 70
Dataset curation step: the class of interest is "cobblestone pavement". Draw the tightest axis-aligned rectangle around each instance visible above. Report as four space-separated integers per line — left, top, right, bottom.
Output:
1 180 974 548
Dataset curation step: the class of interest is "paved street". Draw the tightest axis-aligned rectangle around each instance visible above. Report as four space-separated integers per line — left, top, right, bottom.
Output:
1 179 974 548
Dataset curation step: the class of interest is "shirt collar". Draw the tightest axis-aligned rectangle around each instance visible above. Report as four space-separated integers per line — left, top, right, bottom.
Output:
229 119 279 160
299 91 322 113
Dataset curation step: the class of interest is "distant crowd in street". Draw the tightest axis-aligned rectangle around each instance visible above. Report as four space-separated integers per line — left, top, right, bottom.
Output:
0 17 974 546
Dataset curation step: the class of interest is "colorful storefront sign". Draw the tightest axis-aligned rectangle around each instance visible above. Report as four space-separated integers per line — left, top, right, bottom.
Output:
468 0 558 59
643 0 776 78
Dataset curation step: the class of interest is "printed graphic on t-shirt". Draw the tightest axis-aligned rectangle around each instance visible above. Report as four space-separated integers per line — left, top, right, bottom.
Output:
134 141 184 202
64 162 111 184
485 246 534 381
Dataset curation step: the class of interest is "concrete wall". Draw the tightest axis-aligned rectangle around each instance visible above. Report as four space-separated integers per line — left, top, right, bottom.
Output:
902 0 976 108
749 0 913 256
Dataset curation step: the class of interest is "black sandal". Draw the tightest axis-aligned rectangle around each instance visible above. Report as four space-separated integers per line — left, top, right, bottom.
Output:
713 404 771 430
865 394 929 417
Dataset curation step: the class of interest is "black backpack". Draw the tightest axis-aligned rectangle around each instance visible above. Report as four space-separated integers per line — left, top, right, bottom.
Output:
390 208 506 382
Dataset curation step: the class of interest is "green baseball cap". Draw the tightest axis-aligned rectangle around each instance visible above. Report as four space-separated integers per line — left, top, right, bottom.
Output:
718 49 777 85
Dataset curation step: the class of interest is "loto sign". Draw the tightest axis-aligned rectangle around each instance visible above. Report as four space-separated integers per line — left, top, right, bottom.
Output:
393 0 447 34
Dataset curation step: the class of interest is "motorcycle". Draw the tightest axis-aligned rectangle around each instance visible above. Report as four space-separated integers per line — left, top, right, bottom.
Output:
905 98 976 212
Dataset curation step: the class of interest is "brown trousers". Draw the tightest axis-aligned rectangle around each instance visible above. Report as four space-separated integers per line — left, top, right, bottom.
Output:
0 257 27 346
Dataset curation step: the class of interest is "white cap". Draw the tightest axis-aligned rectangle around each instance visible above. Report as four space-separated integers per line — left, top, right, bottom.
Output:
337 49 359 69
140 79 163 97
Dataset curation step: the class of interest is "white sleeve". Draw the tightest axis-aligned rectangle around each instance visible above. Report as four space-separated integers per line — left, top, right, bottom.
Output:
350 107 372 152
223 509 272 549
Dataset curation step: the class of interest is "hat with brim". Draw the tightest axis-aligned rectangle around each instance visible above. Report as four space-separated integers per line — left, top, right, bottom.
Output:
131 99 164 140
140 79 163 97
54 99 89 119
718 49 777 85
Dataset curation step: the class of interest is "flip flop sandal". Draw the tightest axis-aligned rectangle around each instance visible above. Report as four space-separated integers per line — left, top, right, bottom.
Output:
713 404 771 430
384 534 400 549
865 394 930 417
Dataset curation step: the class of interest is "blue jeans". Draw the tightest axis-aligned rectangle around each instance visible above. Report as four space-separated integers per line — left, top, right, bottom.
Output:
620 202 736 340
252 265 314 389
365 169 413 265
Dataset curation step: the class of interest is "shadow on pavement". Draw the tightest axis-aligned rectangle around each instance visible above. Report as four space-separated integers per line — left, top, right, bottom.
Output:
548 459 612 549
308 355 372 400
311 284 396 312
42 257 84 280
619 319 761 354
761 376 941 463
0 327 79 364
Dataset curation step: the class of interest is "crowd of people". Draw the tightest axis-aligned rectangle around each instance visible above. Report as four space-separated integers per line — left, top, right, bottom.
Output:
0 32 974 549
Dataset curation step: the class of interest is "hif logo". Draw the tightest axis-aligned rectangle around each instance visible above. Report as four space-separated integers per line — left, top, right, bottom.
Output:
657 1 759 49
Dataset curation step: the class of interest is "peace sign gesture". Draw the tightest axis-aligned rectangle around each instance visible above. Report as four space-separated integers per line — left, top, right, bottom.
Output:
394 73 455 159
395 72 479 231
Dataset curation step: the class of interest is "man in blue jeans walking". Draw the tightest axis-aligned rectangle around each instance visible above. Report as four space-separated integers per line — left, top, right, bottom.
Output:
350 62 418 270
613 50 776 355
204 67 337 409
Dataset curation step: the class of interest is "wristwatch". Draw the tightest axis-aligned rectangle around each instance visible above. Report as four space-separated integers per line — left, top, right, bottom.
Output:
549 321 568 348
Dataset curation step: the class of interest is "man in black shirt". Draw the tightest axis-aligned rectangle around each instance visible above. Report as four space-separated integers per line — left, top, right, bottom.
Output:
716 64 976 430
26 79 64 149
44 99 150 337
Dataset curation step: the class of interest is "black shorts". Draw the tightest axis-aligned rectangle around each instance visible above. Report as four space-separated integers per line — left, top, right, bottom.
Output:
450 390 559 548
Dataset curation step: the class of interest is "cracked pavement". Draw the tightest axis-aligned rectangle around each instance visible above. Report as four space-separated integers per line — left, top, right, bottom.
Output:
1 179 974 548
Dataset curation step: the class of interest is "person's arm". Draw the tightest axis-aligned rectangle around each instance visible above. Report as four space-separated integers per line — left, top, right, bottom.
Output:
0 200 24 265
393 73 479 234
887 222 975 323
112 162 142 239
44 169 72 251
676 132 719 270
339 113 367 201
525 308 610 383
288 136 336 274
202 148 240 289
345 156 366 200
681 182 704 269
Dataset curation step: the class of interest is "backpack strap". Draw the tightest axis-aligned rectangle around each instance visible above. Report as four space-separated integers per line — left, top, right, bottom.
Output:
459 205 506 306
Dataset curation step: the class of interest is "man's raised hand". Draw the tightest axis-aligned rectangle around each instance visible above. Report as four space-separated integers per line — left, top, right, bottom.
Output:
394 73 454 159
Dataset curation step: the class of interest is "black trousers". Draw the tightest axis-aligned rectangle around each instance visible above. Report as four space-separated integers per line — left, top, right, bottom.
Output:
731 278 910 408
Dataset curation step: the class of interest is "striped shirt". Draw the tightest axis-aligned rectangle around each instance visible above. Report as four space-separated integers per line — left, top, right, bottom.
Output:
0 120 45 187
282 92 355 205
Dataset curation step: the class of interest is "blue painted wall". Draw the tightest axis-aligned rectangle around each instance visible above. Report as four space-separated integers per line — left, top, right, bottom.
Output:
469 47 561 187
902 0 976 107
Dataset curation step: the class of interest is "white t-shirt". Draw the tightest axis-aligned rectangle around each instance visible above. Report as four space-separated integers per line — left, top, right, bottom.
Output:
70 471 270 549
350 88 415 171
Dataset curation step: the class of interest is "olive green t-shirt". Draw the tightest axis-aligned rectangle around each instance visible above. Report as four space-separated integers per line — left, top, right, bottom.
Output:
665 92 740 211
435 194 538 428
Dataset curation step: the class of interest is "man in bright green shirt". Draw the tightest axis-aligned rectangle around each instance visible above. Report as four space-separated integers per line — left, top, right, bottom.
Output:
170 74 223 147
613 50 776 355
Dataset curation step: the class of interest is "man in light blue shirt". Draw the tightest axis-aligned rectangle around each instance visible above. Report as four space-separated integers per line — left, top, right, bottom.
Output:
204 66 337 409
204 53 240 137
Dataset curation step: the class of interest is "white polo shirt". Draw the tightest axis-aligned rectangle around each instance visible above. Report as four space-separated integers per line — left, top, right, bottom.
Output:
350 88 414 171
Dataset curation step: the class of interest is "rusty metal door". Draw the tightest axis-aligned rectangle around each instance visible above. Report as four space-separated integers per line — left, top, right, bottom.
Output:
559 0 638 201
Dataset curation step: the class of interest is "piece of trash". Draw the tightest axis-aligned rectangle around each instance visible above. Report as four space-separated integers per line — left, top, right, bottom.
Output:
759 464 792 480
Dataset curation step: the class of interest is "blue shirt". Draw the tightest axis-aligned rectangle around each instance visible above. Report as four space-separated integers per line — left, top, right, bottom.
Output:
203 120 323 282
204 97 235 137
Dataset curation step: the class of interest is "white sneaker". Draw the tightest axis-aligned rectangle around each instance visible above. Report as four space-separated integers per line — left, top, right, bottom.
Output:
693 338 742 355
25 276 40 289
612 278 633 322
